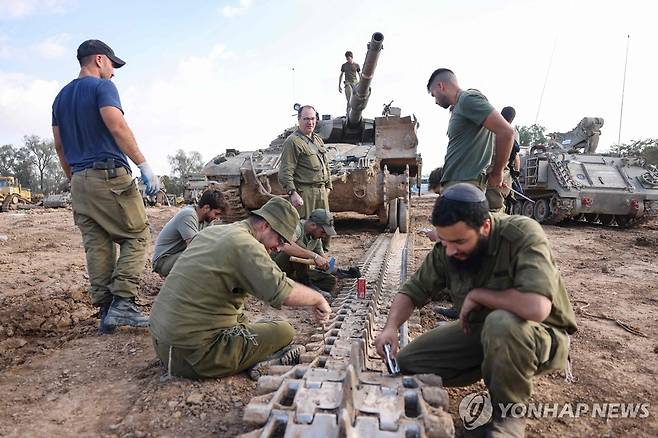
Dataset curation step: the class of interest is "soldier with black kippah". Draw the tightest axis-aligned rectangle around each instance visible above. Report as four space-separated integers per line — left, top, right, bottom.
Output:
375 183 577 437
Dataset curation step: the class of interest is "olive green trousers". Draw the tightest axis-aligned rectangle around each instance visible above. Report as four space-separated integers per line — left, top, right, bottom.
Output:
440 171 510 213
152 320 294 379
273 252 337 292
397 309 569 405
71 168 149 306
152 251 182 278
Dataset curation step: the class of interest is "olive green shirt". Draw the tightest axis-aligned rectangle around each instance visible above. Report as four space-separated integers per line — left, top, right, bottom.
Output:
341 62 361 84
272 220 324 267
278 130 332 192
149 220 295 348
441 89 495 183
401 215 577 334
293 220 325 256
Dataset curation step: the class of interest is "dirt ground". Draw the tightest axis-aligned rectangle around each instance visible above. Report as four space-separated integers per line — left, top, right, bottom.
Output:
0 196 657 437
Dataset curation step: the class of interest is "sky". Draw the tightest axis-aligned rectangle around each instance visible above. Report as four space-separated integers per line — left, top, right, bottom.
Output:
1 0 656 175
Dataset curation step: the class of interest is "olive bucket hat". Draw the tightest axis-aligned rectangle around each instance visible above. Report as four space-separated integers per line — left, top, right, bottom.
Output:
309 209 337 236
251 197 300 243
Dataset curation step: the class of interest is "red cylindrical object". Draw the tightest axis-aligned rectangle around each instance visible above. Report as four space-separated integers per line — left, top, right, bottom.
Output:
357 277 366 298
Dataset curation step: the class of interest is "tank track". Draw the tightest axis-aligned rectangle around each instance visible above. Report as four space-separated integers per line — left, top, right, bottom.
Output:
221 187 249 223
240 231 455 438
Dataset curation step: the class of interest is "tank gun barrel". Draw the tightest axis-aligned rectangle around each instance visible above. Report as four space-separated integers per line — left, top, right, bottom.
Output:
347 32 384 126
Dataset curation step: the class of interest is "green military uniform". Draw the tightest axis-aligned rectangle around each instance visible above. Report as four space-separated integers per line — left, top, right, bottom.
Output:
150 213 298 379
440 89 499 208
341 61 361 104
397 214 577 405
71 167 149 306
272 220 337 293
278 130 332 220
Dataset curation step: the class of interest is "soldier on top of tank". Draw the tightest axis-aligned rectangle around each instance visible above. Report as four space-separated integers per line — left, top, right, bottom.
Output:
338 51 361 108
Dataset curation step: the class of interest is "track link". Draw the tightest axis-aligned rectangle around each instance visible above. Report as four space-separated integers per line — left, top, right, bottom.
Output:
240 232 455 437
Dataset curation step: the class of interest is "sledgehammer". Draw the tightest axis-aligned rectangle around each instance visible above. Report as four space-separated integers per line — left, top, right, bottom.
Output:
290 255 336 273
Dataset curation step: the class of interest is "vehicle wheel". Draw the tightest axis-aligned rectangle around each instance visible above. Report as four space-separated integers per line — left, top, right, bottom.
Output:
533 198 551 223
512 201 523 216
599 214 614 226
615 215 632 228
387 198 398 231
397 198 409 233
1 194 19 212
584 213 599 223
522 201 534 217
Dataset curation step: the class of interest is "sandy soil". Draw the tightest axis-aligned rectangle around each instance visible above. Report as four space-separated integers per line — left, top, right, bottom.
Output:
0 198 656 437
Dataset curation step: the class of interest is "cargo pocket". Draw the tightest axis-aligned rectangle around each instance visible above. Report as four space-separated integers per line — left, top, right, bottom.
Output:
302 150 323 171
536 326 568 375
110 179 148 233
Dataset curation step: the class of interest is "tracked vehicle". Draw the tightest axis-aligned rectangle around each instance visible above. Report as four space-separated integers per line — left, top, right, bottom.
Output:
200 32 421 232
515 117 658 226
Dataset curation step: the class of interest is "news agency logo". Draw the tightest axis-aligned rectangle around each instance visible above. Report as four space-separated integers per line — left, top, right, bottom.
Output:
459 391 651 427
458 391 493 430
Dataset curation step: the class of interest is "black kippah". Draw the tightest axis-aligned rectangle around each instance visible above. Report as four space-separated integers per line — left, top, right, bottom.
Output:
442 183 486 202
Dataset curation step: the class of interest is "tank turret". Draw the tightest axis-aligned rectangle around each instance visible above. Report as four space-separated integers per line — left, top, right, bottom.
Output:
200 32 422 232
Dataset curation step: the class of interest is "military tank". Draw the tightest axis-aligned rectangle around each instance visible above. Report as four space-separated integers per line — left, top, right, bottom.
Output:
200 32 421 232
514 117 658 226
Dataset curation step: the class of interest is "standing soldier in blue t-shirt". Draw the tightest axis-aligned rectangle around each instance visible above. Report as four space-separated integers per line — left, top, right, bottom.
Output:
52 40 160 333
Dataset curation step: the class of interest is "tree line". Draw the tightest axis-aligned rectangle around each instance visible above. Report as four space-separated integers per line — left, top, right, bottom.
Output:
0 135 206 196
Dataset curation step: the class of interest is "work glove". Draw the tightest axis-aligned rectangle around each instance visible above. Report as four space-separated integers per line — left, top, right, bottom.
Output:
138 162 160 196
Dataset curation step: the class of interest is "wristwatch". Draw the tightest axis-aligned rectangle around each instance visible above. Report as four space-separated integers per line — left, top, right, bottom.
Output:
287 189 296 196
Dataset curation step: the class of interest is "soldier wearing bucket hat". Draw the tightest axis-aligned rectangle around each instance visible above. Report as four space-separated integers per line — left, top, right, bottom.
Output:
272 209 338 298
150 197 331 380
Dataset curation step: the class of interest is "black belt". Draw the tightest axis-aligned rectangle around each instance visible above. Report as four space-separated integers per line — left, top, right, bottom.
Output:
90 159 129 178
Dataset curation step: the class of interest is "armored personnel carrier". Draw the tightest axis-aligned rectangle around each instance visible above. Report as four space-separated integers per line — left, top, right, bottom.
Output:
200 32 421 232
514 117 658 226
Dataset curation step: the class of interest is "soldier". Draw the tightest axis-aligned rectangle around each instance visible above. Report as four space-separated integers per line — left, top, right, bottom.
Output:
52 39 159 333
152 189 227 277
279 105 333 247
149 197 331 379
426 68 514 212
338 50 362 108
375 184 577 437
272 209 338 298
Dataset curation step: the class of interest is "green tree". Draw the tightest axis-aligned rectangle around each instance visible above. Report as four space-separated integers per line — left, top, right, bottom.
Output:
24 135 56 193
167 149 205 195
0 144 18 175
13 147 36 190
610 138 658 166
517 124 547 147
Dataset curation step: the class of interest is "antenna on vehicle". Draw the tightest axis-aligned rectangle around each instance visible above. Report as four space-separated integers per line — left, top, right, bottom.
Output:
618 35 630 145
535 36 557 124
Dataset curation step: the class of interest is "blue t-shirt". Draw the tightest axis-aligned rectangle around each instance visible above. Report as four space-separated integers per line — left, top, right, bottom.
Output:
51 76 130 173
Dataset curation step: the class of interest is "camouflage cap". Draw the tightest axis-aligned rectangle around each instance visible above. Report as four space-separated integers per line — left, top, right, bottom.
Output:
251 197 300 243
309 209 337 236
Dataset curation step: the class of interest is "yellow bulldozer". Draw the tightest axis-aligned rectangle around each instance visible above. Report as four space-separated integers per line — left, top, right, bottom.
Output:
0 176 32 212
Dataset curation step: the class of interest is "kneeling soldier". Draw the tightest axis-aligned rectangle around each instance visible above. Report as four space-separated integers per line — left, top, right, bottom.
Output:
272 209 337 298
150 197 331 379
375 184 577 437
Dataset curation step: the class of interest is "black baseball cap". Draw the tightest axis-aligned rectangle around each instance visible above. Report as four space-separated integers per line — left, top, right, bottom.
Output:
76 39 125 68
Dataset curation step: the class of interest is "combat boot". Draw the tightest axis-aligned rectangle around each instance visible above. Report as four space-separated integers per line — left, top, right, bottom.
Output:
436 305 459 320
98 303 115 335
104 297 149 328
486 411 526 438
248 344 306 380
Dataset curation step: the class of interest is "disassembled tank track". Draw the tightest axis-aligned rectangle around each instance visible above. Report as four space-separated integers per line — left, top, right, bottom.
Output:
240 232 455 438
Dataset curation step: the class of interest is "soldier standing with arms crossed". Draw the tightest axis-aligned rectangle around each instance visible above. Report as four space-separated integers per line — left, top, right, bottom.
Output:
52 40 160 333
